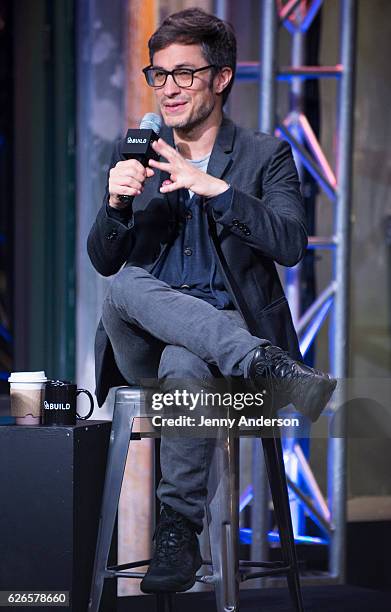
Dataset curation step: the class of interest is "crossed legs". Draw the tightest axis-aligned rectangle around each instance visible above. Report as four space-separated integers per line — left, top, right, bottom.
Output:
102 265 268 527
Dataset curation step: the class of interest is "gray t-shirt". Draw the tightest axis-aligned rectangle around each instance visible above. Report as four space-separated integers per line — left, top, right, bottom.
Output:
186 152 211 199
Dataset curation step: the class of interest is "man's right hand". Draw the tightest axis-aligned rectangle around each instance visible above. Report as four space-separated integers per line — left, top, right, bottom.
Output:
108 159 155 209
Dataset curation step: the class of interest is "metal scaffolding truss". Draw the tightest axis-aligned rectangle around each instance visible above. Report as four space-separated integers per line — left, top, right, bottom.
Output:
216 0 357 584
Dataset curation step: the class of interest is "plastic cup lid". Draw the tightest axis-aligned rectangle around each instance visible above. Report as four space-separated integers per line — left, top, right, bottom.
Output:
8 371 47 383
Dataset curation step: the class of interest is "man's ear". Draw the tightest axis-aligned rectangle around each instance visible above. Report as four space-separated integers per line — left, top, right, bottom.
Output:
214 67 233 96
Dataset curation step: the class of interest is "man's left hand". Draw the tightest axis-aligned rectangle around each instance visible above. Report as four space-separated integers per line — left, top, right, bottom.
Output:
149 138 230 199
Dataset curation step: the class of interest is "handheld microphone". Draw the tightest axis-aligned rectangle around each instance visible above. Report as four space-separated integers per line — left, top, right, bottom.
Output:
118 113 162 205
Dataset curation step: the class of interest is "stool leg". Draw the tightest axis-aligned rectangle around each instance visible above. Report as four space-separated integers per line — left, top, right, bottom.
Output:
88 390 139 612
207 426 240 612
262 435 305 612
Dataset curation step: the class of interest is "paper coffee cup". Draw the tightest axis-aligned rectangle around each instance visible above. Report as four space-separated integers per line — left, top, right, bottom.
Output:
8 371 47 425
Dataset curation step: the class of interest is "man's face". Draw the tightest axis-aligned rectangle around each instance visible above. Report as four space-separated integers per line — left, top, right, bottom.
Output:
151 43 221 131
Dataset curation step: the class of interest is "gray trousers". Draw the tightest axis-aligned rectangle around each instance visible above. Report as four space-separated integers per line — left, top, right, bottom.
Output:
102 266 267 531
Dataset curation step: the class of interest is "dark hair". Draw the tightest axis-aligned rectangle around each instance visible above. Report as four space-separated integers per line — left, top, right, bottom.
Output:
148 8 236 105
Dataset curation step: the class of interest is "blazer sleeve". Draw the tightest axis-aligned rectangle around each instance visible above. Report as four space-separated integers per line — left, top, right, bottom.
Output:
207 139 308 267
87 140 137 277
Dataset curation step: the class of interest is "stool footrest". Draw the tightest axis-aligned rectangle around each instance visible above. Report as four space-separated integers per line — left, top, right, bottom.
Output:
111 571 147 579
107 560 151 571
239 560 286 568
106 557 289 580
242 566 293 581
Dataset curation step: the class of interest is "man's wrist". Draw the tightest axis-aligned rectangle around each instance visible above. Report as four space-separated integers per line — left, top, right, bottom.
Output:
106 195 133 223
204 179 230 200
108 194 131 210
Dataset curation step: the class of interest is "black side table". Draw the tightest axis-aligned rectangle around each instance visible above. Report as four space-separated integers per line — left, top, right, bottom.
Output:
0 421 117 612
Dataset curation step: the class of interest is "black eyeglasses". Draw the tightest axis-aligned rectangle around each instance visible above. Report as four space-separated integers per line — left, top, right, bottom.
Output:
142 64 216 88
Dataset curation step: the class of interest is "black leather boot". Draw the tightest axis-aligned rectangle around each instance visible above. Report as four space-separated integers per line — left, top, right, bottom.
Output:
140 504 202 593
249 345 337 422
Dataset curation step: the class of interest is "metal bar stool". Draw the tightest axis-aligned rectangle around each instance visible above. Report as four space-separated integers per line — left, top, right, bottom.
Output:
88 386 305 612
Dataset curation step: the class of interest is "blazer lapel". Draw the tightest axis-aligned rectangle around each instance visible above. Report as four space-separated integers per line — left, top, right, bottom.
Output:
158 123 180 216
207 115 236 237
207 115 235 180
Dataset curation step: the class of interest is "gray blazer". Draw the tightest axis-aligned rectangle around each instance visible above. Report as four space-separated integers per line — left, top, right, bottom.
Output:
87 116 307 406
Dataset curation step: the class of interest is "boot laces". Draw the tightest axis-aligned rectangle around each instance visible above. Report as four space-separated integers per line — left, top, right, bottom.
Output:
153 513 190 567
257 347 300 408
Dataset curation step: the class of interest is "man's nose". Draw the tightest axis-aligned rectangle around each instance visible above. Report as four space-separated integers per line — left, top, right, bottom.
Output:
163 74 182 96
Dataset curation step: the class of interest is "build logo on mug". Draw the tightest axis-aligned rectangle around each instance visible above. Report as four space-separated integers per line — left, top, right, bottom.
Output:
43 380 94 426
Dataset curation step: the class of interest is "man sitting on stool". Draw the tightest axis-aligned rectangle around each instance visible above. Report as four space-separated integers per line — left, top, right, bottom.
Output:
87 7 336 594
